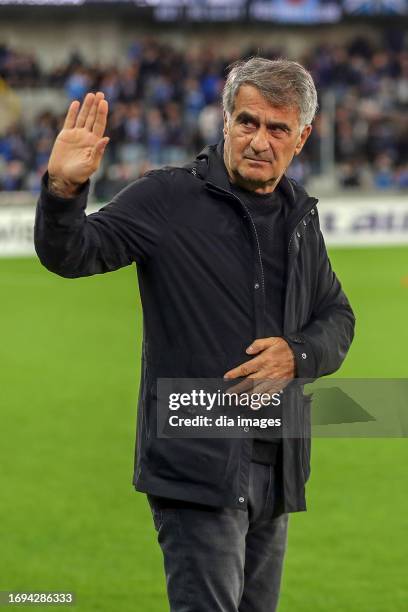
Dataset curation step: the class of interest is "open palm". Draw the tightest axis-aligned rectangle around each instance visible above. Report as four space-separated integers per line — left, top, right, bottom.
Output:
48 91 110 185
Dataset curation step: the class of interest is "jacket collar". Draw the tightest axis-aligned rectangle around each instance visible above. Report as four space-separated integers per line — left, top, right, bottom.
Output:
195 139 314 211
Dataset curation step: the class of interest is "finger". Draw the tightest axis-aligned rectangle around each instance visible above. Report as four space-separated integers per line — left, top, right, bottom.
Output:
246 337 278 355
223 356 261 380
225 377 257 397
250 379 283 400
250 380 274 395
92 99 109 138
85 92 105 131
63 100 80 130
76 93 95 128
225 371 269 396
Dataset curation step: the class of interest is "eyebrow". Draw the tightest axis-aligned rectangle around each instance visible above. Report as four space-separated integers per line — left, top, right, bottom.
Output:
235 111 292 133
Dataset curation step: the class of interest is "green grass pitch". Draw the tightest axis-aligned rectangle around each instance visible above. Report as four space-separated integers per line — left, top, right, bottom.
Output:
1 246 407 611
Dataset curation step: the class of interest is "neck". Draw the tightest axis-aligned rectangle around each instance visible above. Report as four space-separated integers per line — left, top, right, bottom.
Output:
230 174 278 194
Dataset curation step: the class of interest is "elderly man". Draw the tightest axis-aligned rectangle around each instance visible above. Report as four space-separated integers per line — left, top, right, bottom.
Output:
35 57 355 612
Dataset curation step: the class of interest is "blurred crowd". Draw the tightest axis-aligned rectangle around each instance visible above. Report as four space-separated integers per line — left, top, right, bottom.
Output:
0 31 407 197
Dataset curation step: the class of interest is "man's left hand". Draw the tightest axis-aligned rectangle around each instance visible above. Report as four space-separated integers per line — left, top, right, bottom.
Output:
223 337 295 396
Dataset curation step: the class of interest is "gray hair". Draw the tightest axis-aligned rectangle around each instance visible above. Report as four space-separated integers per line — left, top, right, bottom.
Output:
222 57 318 128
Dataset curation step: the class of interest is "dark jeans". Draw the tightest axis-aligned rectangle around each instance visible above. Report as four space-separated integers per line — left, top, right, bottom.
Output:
147 461 289 612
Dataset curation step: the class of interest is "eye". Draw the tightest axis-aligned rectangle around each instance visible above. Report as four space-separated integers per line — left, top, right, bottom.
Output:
269 126 289 136
240 118 256 128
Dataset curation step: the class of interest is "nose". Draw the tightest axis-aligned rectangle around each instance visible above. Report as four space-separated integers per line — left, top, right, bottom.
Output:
250 128 270 154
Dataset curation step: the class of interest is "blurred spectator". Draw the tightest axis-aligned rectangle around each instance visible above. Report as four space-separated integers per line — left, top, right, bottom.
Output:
99 69 121 105
373 153 395 190
395 164 408 190
94 161 146 202
119 63 140 102
1 160 25 191
0 125 29 163
123 102 144 144
197 103 223 148
183 78 206 127
339 161 362 188
65 67 92 101
145 108 167 166
338 159 372 189
0 44 41 87
164 102 187 164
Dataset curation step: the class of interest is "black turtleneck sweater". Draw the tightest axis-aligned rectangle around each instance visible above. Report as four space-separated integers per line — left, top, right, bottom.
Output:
230 182 288 465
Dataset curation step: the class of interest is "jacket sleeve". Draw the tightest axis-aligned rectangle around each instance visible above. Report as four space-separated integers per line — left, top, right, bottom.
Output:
284 225 356 380
34 169 172 278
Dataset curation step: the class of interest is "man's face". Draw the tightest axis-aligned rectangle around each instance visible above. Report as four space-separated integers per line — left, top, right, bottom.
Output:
223 84 312 194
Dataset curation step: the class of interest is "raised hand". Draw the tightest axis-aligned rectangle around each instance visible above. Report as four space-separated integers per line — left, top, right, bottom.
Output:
47 91 110 197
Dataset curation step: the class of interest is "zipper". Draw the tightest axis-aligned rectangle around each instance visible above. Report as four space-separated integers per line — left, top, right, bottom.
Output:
238 199 265 296
201 173 319 340
205 179 266 296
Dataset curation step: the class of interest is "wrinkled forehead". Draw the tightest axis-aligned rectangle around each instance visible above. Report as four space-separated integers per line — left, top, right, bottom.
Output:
228 84 301 126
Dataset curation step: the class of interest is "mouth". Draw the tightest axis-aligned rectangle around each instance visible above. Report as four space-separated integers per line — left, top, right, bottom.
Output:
244 157 272 165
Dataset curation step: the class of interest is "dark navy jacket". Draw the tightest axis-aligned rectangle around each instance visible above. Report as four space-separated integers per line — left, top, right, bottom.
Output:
34 140 355 514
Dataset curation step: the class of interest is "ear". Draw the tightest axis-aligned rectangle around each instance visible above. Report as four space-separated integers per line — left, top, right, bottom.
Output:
294 125 312 156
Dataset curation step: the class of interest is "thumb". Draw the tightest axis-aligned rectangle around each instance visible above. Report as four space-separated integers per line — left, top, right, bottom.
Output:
92 137 110 162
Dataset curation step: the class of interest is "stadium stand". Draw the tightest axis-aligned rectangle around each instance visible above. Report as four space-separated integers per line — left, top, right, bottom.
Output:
0 30 407 198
